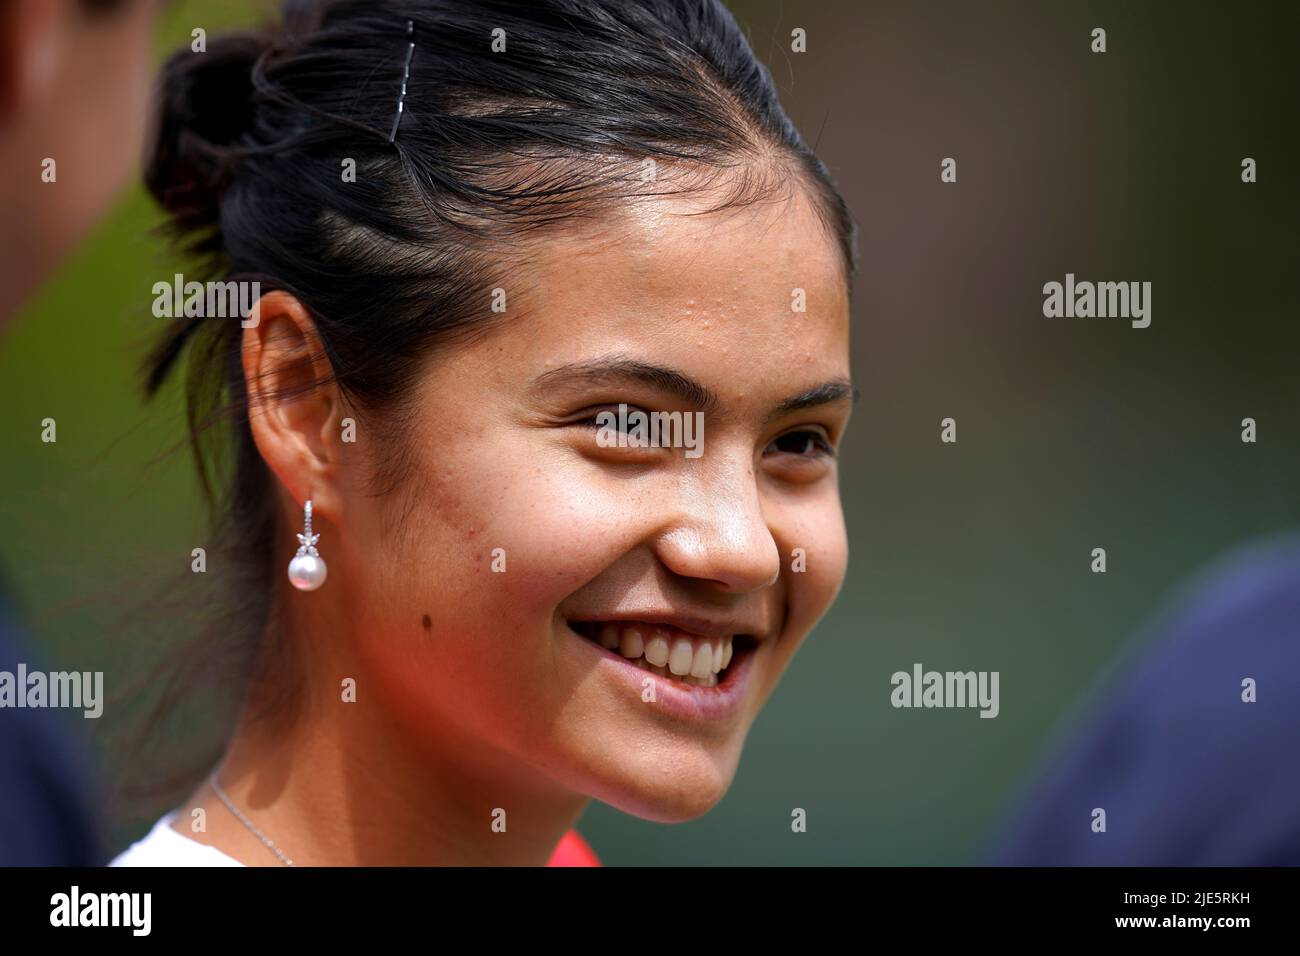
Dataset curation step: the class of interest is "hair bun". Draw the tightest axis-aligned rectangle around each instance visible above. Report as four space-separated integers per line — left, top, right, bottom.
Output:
145 30 273 240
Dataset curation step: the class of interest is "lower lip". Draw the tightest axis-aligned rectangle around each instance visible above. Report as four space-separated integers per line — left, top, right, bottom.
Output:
567 625 758 723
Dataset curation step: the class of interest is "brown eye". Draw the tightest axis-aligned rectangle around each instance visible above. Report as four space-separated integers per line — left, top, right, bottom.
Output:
766 429 834 458
571 405 647 435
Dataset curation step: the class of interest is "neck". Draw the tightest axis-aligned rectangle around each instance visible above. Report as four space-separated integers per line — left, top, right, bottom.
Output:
196 606 589 866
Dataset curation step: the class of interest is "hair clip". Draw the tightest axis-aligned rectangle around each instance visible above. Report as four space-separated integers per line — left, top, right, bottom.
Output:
388 19 416 144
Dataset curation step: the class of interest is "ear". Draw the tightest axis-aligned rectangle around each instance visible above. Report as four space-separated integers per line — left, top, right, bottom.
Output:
0 0 64 122
241 291 344 517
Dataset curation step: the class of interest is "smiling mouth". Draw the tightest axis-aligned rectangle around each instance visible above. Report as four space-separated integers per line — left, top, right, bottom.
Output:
568 621 757 688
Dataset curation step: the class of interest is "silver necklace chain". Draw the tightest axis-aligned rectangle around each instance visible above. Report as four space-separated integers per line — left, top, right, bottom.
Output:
208 768 296 866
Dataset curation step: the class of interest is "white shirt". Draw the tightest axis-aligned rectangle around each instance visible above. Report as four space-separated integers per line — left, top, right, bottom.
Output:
109 809 244 867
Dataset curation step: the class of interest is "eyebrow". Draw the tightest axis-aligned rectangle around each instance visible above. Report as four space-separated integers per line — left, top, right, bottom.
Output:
769 379 860 421
529 356 858 420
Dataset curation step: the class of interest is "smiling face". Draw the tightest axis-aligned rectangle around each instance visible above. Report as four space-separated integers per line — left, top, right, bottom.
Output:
335 183 852 822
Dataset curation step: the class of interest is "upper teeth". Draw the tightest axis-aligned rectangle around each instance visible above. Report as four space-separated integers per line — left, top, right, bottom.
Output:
594 624 734 686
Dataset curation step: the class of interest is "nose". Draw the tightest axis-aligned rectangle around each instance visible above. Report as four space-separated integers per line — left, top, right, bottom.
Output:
653 460 782 594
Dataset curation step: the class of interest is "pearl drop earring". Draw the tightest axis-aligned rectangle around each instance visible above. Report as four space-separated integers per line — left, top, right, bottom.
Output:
287 499 327 591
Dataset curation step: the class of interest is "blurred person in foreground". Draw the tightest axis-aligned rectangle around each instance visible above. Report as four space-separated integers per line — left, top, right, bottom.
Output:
992 531 1300 865
0 0 163 864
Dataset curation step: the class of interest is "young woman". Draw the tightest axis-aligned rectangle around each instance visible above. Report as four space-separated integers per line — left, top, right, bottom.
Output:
110 0 856 866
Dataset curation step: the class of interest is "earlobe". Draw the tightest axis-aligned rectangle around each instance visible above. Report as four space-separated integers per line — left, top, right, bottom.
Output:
241 290 343 515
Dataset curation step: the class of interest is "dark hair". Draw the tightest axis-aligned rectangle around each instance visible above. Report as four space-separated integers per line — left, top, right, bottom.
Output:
131 0 855 804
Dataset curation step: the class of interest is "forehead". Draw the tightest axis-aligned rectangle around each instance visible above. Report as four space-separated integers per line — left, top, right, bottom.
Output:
554 184 843 300
441 186 851 409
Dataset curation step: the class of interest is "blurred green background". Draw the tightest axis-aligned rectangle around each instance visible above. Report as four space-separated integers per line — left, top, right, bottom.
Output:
1 0 1297 863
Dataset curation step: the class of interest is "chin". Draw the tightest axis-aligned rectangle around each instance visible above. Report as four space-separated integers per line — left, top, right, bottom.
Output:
580 741 744 824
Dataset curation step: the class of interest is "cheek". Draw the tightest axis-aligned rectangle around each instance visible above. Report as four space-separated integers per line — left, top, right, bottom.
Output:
775 490 849 641
341 438 682 763
349 430 661 644
434 462 649 613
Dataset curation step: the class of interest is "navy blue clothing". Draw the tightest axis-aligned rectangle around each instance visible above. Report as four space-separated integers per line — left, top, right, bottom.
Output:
991 533 1300 865
0 601 104 865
